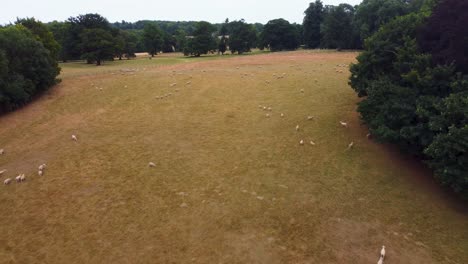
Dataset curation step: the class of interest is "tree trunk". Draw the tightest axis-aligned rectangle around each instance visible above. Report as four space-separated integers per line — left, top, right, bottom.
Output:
96 59 101 66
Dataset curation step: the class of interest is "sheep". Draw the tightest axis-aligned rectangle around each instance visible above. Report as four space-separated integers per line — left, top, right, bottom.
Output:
295 125 300 132
170 83 177 87
72 135 78 141
15 175 22 182
263 106 267 110
310 141 316 146
339 121 348 128
347 142 354 150
280 113 284 117
0 149 4 155
299 140 304 145
0 169 6 175
4 178 11 185
38 170 43 176
186 81 191 85
266 114 271 118
267 107 272 111
377 256 384 264
300 89 304 93
258 105 263 109
367 133 372 139
307 116 314 120
38 164 46 171
380 246 386 259
148 162 156 168
20 174 25 182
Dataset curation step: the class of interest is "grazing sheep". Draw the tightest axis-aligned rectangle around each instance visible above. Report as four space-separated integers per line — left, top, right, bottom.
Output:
38 170 43 176
296 125 300 132
263 106 267 110
377 256 384 264
170 83 177 87
267 107 272 111
148 162 156 168
4 178 11 185
307 116 314 120
280 113 284 117
310 141 316 146
367 133 372 139
0 169 6 175
339 121 348 128
258 105 263 109
38 164 46 171
15 175 22 182
300 89 304 93
347 142 354 150
266 114 271 118
380 246 386 259
299 140 304 145
72 135 78 141
20 174 25 182
186 81 191 85
0 149 4 155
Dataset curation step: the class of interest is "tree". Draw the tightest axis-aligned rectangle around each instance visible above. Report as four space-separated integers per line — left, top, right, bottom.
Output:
303 0 324 48
142 23 163 57
261 19 300 52
123 31 138 59
321 4 358 49
418 0 468 73
48 21 72 62
349 2 468 198
80 28 115 65
174 29 187 52
0 25 60 113
218 19 229 55
228 20 257 54
16 18 61 60
183 21 216 57
353 0 410 45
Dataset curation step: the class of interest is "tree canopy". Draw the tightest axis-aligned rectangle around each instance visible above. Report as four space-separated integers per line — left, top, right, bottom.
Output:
261 19 300 52
183 21 217 57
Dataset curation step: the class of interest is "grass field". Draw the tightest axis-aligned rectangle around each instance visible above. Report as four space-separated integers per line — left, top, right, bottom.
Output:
0 51 467 264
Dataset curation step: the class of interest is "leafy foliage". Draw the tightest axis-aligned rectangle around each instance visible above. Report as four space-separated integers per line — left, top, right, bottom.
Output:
261 19 300 52
349 2 468 198
321 4 359 49
183 22 216 57
418 0 468 73
227 20 256 54
0 26 60 113
142 23 163 57
303 0 324 48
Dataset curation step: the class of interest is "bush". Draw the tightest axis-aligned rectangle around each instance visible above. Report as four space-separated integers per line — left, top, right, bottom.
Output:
0 26 60 113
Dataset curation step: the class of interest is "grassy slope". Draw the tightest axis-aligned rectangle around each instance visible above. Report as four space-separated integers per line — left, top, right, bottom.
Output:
0 51 466 264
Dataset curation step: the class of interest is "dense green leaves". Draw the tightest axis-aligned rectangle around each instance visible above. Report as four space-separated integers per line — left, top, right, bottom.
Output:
349 1 468 198
0 26 60 113
303 0 324 48
143 23 163 57
183 22 216 57
261 19 300 52
227 20 256 55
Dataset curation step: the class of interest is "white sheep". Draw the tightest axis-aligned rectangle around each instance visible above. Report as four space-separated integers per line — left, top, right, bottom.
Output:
310 141 316 146
186 81 191 85
148 162 156 168
38 164 46 171
339 121 348 128
347 142 354 150
15 175 22 182
38 170 43 176
72 135 78 141
4 178 11 185
380 246 386 259
266 114 271 118
0 169 6 175
299 140 304 145
267 107 272 111
307 116 314 120
300 89 304 93
20 174 25 182
296 125 300 132
263 106 267 110
0 149 4 155
377 256 384 264
280 113 284 117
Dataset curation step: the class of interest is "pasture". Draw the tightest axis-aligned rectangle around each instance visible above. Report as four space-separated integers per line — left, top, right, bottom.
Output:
0 51 466 263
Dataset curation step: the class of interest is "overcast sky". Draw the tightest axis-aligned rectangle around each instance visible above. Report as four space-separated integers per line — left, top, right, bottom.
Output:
1 0 362 25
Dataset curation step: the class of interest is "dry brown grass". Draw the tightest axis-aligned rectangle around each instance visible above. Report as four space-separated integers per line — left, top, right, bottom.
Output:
0 51 466 264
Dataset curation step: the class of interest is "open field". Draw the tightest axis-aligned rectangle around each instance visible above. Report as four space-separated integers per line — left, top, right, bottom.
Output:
0 51 467 263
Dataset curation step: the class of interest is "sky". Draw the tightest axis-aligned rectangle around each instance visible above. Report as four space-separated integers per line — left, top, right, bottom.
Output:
1 0 362 25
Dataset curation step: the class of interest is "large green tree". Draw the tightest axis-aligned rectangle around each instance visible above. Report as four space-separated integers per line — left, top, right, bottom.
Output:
16 18 61 60
261 19 300 52
79 28 116 66
183 21 217 57
228 20 257 54
0 26 60 113
303 0 324 48
321 4 358 49
142 23 163 57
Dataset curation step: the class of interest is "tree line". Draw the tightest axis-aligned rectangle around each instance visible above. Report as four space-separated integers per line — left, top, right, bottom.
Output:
349 0 468 198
